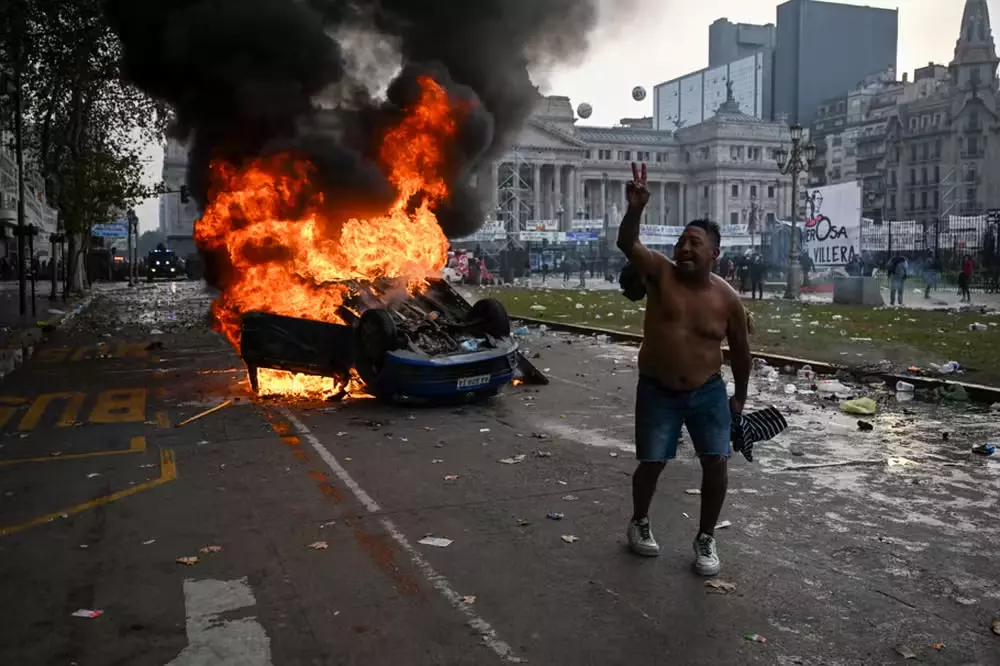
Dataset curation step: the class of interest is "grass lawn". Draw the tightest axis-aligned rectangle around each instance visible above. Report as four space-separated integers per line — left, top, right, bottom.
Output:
471 286 1000 387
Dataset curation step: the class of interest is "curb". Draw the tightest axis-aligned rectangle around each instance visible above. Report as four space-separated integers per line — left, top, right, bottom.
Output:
512 314 1000 405
0 292 96 380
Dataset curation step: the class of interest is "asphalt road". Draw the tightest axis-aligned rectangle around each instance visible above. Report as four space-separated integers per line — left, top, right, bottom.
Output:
1 281 998 666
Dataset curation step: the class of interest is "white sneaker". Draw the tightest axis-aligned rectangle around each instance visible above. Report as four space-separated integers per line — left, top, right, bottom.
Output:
694 533 721 576
627 518 660 557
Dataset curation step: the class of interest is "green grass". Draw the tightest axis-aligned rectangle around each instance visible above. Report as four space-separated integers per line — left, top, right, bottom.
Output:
471 287 1000 387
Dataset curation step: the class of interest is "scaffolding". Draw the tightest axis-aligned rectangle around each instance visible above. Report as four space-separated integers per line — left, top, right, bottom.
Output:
496 148 535 234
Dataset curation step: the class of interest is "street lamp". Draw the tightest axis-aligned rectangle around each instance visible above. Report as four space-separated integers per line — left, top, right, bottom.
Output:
774 123 817 299
743 194 759 251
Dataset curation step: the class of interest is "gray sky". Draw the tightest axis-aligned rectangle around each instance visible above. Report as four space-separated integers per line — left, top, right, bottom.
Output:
134 0 983 232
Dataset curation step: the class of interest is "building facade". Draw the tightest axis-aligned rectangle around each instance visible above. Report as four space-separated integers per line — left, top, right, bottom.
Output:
884 0 1000 223
653 50 772 130
158 138 199 257
479 95 795 240
774 0 898 124
709 19 776 68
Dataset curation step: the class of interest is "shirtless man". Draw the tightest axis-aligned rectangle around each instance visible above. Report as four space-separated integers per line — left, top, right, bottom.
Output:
616 162 751 576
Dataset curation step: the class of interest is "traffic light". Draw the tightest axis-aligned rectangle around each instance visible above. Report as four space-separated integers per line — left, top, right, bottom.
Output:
180 185 190 203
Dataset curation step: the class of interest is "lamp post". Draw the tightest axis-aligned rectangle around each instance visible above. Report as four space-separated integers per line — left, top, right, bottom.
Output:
743 194 759 251
774 124 817 299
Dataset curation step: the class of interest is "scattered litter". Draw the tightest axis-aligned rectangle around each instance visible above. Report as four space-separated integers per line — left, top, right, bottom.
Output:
175 399 232 428
685 489 701 495
176 556 199 566
535 450 553 458
682 512 690 519
444 475 459 481
516 518 531 527
781 459 883 471
991 618 1000 635
150 328 164 335
529 305 546 311
936 384 969 402
320 521 336 528
609 451 619 458
336 432 347 436
887 457 920 468
546 512 565 521
557 480 568 485
461 595 477 605
562 495 579 501
307 541 329 550
480 428 491 433
560 535 579 544
418 537 453 548
969 322 988 332
71 609 103 619
894 645 917 659
841 397 877 415
431 458 444 464
931 643 945 650
199 545 223 554
895 380 915 393
499 455 527 464
705 580 737 594
715 520 732 529
857 420 874 432
142 539 156 545
86 473 101 479
742 633 766 643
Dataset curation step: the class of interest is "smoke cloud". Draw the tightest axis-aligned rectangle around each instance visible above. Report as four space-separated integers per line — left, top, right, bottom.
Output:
104 0 607 242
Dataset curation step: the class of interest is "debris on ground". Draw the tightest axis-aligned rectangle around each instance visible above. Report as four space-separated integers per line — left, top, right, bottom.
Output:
307 541 329 550
199 545 223 554
175 399 232 427
71 609 104 618
742 633 766 643
930 643 944 650
972 443 995 456
894 644 917 659
444 475 459 481
781 459 884 471
705 580 737 594
499 454 527 464
560 535 579 544
936 384 970 402
142 539 156 545
715 520 732 529
461 595 476 605
991 618 1000 635
609 451 619 458
534 450 553 458
431 458 444 464
857 420 874 431
546 512 565 521
562 495 579 501
176 556 199 566
685 489 701 495
418 537 453 548
841 397 877 416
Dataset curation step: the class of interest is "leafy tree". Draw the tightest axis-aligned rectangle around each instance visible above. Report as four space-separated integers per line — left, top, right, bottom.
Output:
1 0 166 296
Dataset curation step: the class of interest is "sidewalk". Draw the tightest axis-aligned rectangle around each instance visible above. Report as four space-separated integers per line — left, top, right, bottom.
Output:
0 280 86 378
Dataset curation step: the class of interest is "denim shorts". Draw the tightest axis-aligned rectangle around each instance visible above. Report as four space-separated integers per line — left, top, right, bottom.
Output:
635 373 732 462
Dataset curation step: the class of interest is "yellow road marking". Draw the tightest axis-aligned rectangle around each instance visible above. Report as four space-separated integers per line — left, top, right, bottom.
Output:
0 448 177 537
0 436 147 467
18 392 86 430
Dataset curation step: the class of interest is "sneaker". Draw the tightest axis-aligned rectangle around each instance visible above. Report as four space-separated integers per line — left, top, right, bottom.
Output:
693 533 720 576
627 518 660 557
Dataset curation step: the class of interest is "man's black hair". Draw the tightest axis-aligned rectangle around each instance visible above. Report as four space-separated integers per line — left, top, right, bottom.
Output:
686 219 721 247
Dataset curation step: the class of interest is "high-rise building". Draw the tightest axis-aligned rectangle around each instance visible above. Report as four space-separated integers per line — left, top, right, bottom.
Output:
774 0 898 124
158 139 199 258
709 19 776 68
653 50 772 130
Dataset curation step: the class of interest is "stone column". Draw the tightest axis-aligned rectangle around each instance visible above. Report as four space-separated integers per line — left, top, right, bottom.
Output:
553 164 562 227
600 178 608 222
566 167 576 231
533 163 542 225
659 181 667 225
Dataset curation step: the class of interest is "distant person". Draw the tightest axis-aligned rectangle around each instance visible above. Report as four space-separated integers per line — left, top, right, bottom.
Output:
887 254 908 305
799 253 814 287
749 255 765 300
562 260 571 285
924 251 940 299
959 254 974 303
541 262 549 284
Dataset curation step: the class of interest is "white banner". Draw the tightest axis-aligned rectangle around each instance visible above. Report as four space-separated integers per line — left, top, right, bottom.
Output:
571 219 604 231
803 182 861 266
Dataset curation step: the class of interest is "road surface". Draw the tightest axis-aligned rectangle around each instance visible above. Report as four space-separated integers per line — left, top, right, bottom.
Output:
1 282 998 665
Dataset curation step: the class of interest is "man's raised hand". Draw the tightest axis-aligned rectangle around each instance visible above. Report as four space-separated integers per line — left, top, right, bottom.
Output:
626 162 650 209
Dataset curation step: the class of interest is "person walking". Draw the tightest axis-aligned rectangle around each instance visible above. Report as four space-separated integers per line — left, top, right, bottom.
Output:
887 254 908 305
924 251 940 299
959 254 974 303
616 162 751 576
749 254 765 300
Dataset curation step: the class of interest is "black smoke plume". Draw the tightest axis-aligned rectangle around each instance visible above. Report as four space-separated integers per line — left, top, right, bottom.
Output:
104 0 603 244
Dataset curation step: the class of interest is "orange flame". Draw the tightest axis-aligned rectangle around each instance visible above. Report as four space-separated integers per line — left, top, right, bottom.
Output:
195 76 461 398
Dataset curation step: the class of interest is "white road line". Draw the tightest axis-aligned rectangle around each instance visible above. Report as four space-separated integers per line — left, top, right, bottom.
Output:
534 419 632 452
166 577 273 666
278 407 523 663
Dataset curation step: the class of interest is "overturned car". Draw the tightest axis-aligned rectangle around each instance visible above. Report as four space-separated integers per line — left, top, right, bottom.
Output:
239 278 536 401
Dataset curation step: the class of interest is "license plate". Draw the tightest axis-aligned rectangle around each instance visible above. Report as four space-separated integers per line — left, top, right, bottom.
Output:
456 374 490 389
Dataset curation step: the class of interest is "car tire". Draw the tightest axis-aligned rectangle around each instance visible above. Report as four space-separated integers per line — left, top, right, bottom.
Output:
469 298 511 338
354 308 400 389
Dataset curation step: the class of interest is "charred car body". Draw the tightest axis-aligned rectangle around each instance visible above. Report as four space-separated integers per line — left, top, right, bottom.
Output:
240 278 526 401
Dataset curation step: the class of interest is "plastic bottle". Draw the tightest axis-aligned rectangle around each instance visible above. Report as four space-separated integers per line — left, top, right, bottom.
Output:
969 323 988 332
796 364 814 380
895 380 915 393
939 361 959 374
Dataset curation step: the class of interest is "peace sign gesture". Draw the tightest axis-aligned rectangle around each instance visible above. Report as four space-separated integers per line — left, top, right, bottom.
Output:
626 162 649 209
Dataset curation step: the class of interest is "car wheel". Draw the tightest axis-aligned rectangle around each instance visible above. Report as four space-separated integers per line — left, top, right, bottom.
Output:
469 298 511 338
354 308 400 389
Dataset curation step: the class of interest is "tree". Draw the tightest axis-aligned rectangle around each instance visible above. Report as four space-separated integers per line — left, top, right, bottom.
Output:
1 0 166 296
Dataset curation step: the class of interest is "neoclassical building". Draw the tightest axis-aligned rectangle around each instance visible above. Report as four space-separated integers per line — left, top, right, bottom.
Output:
480 91 796 234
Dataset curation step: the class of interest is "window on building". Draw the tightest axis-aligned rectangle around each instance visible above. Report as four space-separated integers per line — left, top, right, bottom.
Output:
967 187 977 208
766 212 776 226
699 147 709 159
934 166 940 183
890 170 897 186
909 192 915 210
970 67 982 88
934 139 942 158
910 144 918 161
703 185 709 198
910 168 917 185
921 191 928 209
922 167 928 184
731 146 743 160
767 185 775 198
832 135 843 147
730 212 739 225
637 151 650 161
750 185 758 198
921 143 929 160
731 184 739 197
889 194 897 211
968 136 979 155
933 191 939 209
618 150 632 161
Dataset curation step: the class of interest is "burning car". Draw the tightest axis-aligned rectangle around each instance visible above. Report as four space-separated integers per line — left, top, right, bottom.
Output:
240 277 519 401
